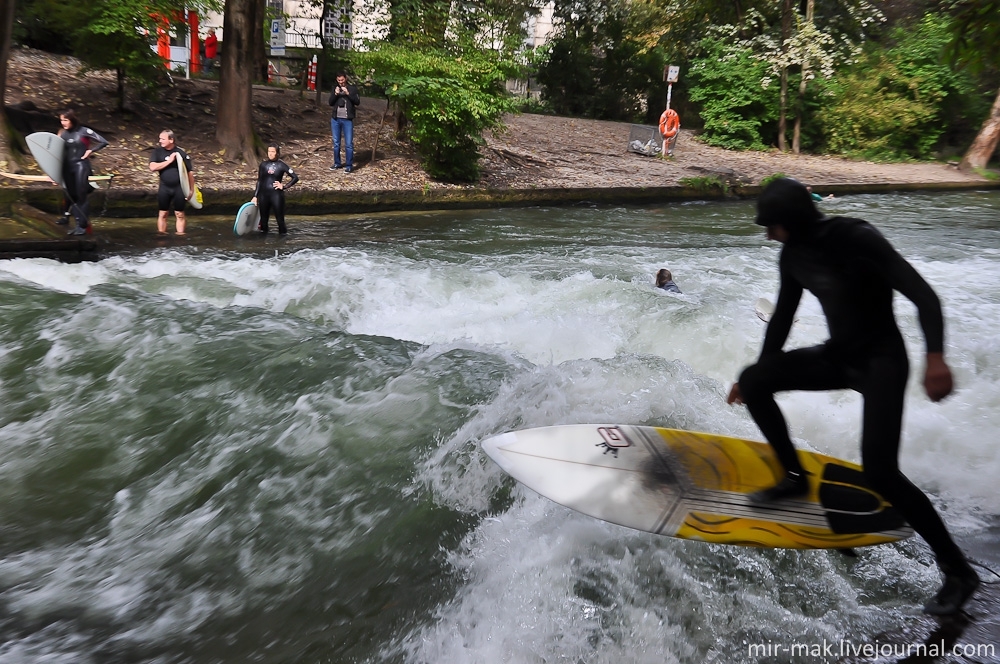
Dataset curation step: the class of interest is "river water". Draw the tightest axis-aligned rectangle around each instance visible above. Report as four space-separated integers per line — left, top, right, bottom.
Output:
0 191 998 663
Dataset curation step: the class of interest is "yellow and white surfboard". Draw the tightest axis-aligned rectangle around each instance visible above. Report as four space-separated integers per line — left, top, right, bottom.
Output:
482 424 912 549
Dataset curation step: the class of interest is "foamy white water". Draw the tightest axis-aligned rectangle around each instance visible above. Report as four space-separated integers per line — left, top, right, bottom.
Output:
0 191 997 662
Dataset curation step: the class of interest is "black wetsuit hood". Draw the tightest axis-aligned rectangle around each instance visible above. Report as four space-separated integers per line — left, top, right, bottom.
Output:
755 177 823 238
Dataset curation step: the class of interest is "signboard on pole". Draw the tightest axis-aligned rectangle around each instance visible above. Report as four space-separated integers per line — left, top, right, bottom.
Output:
665 65 680 83
270 18 286 56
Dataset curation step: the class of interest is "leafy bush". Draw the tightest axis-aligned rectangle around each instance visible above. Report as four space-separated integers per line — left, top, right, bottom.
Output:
816 62 940 160
353 44 520 182
815 14 985 160
759 173 788 187
679 175 728 194
687 36 779 150
516 96 555 115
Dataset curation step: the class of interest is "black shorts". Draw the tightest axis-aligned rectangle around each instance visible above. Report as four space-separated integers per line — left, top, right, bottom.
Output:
158 183 186 212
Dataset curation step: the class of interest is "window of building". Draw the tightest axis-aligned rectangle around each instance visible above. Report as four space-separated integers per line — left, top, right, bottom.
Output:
323 0 352 50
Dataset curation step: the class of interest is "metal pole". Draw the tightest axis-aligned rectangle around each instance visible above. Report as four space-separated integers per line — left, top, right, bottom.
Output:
663 83 673 154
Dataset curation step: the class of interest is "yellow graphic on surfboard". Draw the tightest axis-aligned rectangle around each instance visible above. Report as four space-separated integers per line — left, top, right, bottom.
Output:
482 424 912 549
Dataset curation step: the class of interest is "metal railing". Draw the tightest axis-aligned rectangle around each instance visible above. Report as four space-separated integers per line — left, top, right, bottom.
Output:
283 31 323 49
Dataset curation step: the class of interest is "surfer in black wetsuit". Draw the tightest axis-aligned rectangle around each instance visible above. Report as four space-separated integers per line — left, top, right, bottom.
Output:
252 144 299 234
58 110 108 235
726 177 979 616
148 130 195 235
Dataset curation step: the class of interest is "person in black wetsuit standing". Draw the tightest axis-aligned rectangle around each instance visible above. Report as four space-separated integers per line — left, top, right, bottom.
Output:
726 177 979 616
148 130 195 235
58 109 108 235
252 144 299 235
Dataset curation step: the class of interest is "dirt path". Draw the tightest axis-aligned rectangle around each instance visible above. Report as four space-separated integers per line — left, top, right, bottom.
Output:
485 114 989 190
2 47 992 197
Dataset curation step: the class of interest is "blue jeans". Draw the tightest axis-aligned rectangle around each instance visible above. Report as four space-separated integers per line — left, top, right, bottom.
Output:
331 117 354 168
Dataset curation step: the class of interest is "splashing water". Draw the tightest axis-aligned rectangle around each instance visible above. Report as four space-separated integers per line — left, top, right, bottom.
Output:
0 191 998 663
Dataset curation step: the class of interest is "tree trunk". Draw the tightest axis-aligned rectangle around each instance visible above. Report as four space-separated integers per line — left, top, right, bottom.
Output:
0 0 17 172
960 86 1000 171
792 70 804 154
792 0 814 155
777 0 791 152
117 67 127 112
779 69 788 152
217 0 260 161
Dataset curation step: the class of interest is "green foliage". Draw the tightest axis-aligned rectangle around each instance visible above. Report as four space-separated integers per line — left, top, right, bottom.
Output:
534 37 595 118
353 44 520 182
79 6 173 98
516 96 555 115
817 63 938 160
759 172 788 186
384 0 452 48
939 0 1000 73
13 0 76 53
378 0 539 55
815 14 985 160
533 0 668 123
679 175 728 194
14 0 223 106
687 35 779 150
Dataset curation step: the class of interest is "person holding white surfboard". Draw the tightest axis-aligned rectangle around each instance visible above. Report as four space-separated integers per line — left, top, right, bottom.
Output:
727 177 978 616
148 130 195 235
58 109 108 236
252 144 299 235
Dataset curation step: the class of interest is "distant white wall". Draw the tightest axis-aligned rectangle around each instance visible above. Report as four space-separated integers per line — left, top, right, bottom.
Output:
526 2 555 49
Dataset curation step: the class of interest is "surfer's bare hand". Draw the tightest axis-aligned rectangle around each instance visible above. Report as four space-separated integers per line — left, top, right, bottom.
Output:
726 383 743 405
924 352 953 402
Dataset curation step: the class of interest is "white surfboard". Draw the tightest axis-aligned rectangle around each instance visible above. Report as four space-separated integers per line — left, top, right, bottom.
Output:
1 171 113 184
25 132 65 186
482 424 912 549
175 152 202 210
233 202 260 236
754 297 775 322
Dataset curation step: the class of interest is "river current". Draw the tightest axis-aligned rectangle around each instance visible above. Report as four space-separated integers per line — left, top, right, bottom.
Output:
0 191 998 662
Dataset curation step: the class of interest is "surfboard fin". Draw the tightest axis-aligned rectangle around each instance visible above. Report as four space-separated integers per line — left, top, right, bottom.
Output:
836 548 858 557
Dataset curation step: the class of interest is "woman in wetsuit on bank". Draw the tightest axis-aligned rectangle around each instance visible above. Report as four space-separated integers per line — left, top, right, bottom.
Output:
58 109 109 235
252 144 299 235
